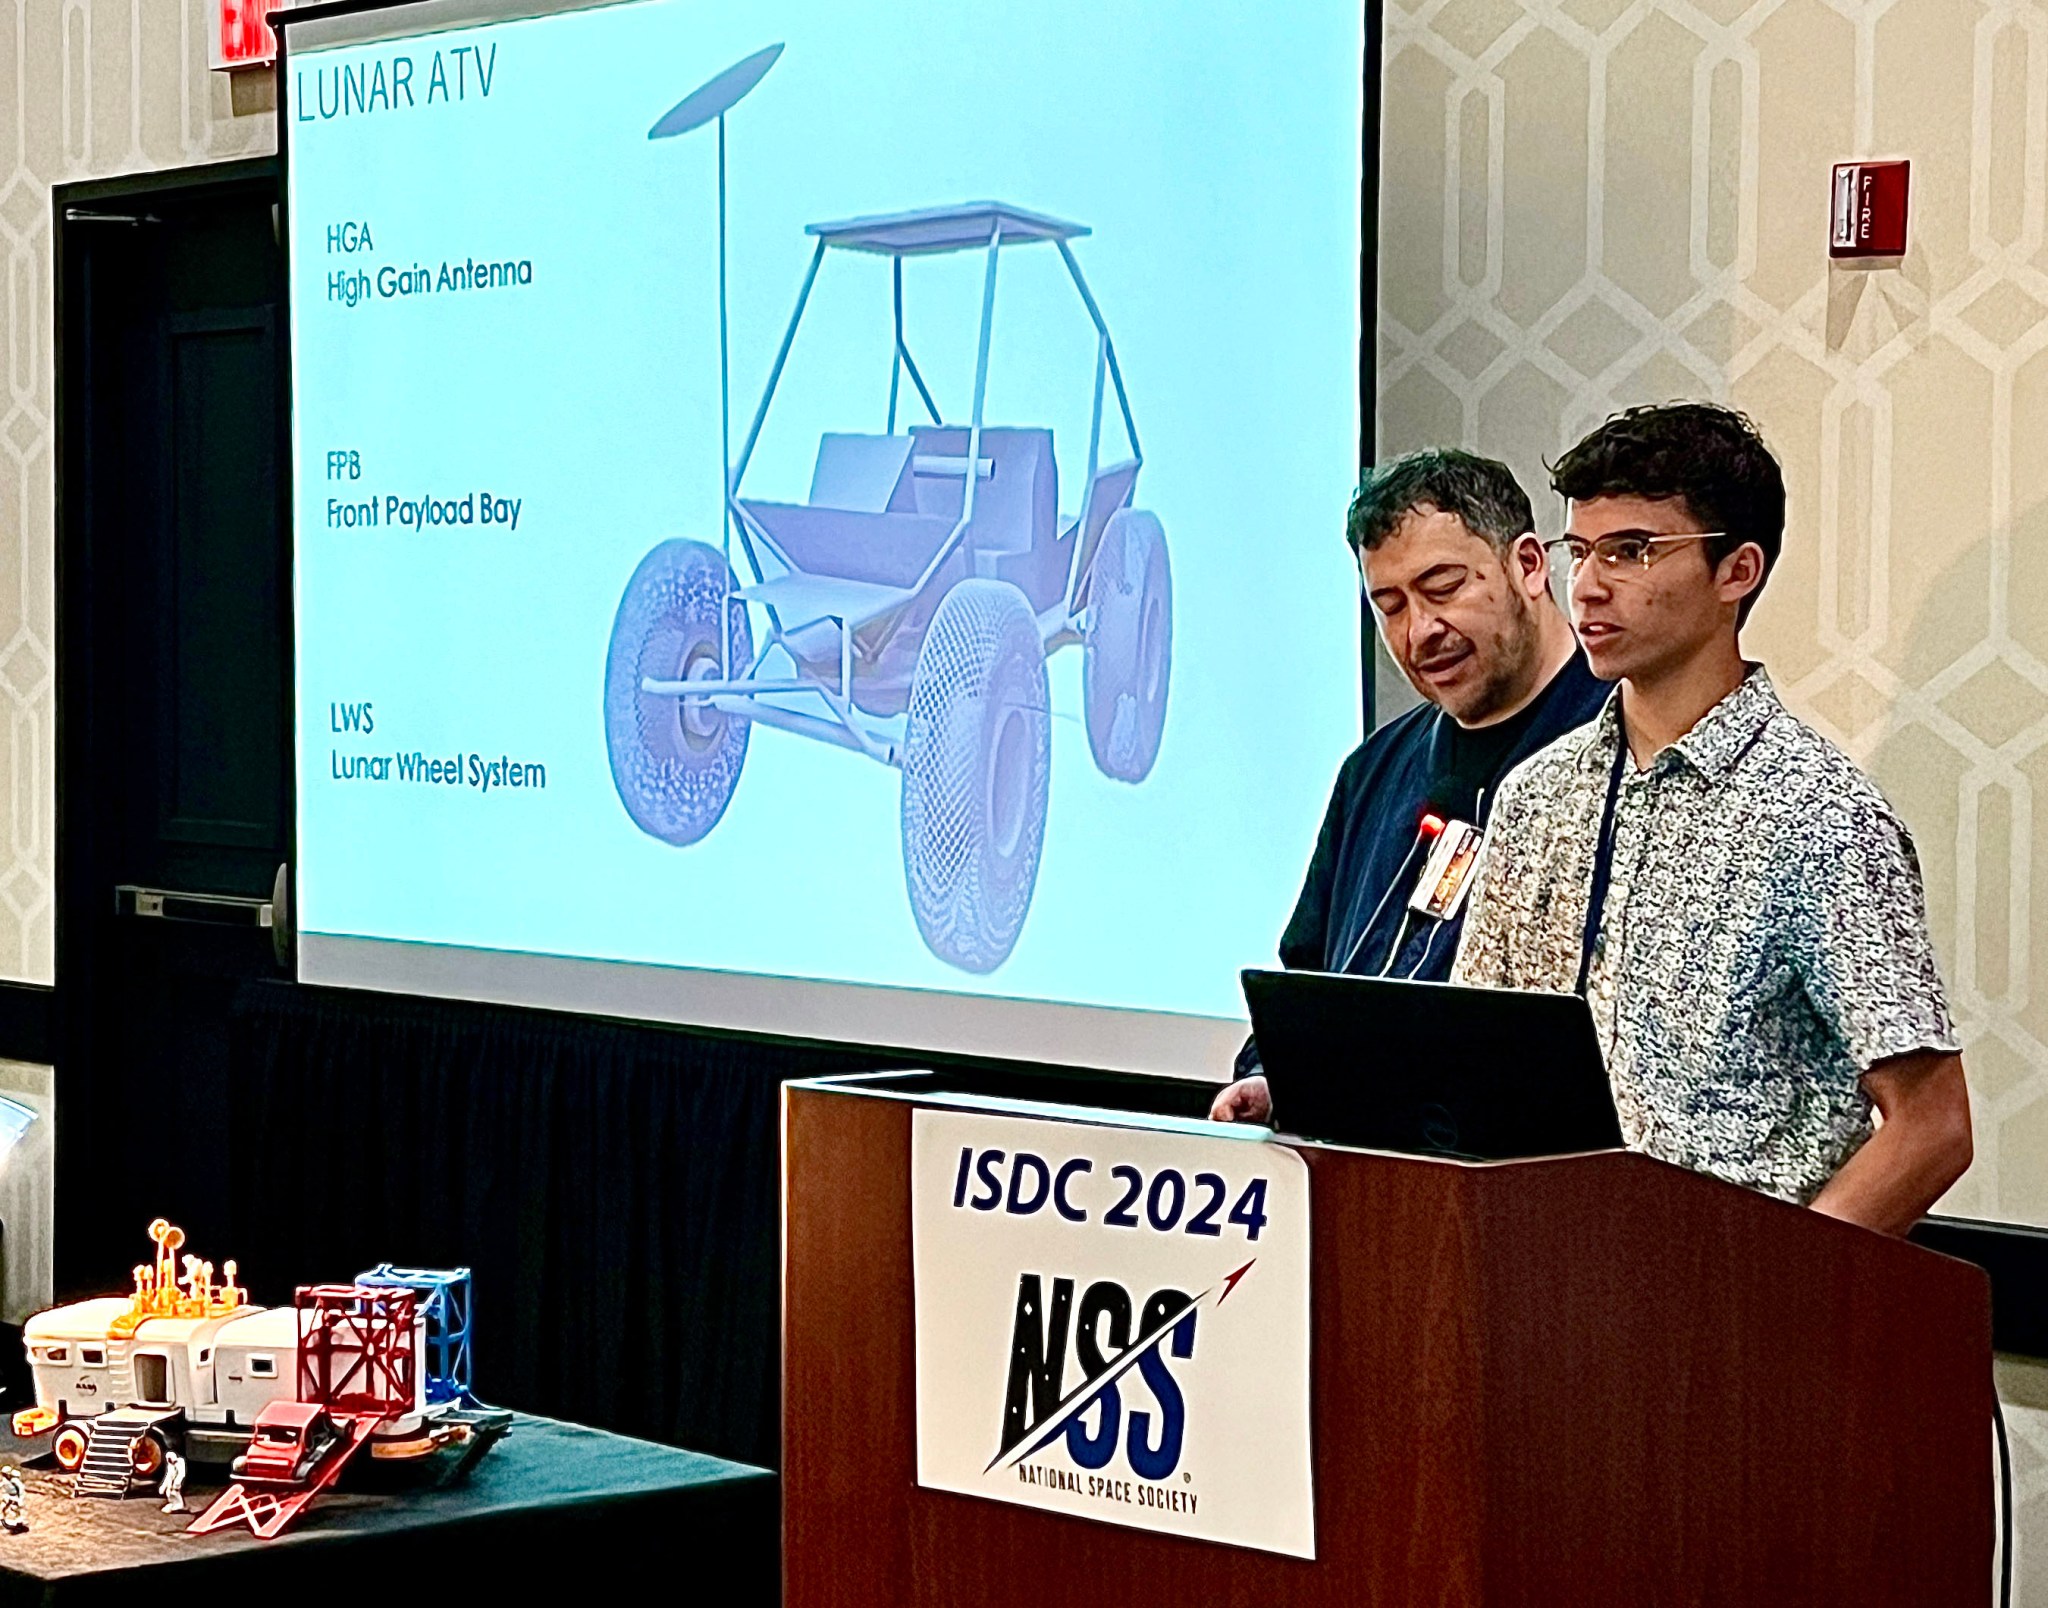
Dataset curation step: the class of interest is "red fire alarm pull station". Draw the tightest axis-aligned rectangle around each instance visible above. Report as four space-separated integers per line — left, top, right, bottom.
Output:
1831 160 1909 258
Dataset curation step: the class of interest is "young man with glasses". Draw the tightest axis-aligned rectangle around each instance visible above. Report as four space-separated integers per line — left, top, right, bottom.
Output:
1453 403 1972 1234
1211 448 1605 1123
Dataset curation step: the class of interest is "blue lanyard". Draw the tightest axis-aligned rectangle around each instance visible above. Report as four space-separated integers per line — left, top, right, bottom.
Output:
1574 734 1629 998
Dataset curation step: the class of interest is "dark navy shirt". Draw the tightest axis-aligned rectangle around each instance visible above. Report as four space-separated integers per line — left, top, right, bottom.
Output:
1236 653 1607 1078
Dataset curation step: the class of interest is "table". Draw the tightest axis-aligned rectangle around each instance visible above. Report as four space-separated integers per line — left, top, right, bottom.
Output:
0 1413 776 1605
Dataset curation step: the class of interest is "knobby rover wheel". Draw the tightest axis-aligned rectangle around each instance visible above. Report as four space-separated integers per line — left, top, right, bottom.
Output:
1083 509 1172 782
900 580 1051 972
604 539 754 845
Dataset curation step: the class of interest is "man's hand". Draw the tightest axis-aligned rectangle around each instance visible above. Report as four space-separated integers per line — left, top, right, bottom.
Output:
1810 1050 1972 1236
1209 1074 1273 1125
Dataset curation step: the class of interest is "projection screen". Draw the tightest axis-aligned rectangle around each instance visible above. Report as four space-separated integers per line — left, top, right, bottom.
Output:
284 0 1365 1075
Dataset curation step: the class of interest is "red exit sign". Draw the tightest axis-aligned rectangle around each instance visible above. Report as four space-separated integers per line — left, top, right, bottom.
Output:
210 0 284 70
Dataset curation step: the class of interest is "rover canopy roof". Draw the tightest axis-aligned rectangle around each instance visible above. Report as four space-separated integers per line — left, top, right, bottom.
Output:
806 202 1090 257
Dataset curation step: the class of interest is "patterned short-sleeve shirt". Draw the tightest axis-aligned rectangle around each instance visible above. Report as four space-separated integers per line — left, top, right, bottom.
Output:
1451 667 1957 1204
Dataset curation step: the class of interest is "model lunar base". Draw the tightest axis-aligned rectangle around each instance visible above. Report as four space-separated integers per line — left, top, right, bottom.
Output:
9 1220 509 1539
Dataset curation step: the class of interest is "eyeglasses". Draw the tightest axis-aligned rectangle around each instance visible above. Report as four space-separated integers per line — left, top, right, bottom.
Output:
1542 532 1726 574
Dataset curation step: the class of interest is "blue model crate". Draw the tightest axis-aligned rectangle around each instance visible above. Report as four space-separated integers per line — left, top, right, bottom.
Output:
354 1264 476 1407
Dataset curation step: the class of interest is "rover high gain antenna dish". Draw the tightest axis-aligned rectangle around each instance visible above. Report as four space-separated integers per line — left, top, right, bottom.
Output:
649 43 783 139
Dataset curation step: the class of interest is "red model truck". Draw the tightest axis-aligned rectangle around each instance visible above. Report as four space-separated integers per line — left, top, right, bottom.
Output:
232 1401 344 1485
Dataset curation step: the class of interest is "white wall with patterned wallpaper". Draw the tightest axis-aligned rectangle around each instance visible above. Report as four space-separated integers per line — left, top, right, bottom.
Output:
1 0 277 986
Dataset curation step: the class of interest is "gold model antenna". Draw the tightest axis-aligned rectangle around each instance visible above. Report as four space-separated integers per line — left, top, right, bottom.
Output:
109 1222 248 1336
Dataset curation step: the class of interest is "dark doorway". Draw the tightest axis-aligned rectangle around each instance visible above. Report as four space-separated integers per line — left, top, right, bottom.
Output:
54 158 288 1290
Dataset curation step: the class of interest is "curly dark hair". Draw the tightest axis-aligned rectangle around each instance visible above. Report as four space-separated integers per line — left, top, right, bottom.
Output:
1550 403 1785 621
1345 448 1535 556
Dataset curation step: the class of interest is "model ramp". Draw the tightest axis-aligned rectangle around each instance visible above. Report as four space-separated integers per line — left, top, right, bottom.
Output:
185 1413 376 1539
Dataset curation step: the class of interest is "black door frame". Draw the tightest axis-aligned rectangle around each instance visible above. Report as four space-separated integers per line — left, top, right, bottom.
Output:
51 155 289 1283
53 155 287 990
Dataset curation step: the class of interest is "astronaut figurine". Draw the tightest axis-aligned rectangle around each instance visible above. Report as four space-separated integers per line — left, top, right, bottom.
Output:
0 1464 26 1533
159 1450 186 1515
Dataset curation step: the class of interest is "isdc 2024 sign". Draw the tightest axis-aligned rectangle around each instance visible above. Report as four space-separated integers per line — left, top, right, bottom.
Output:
912 1108 1314 1559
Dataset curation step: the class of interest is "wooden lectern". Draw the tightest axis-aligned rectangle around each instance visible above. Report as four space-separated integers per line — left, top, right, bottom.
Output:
785 1072 1991 1606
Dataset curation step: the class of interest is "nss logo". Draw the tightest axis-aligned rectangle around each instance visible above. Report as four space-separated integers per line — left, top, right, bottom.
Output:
990 1260 1253 1480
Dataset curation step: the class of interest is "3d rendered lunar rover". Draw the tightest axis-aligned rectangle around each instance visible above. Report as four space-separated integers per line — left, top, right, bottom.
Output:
603 48 1172 973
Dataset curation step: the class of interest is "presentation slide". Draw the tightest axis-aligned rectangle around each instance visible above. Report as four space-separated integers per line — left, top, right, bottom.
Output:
286 0 1363 1072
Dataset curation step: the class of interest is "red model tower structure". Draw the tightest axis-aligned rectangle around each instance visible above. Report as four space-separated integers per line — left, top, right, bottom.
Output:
296 1284 419 1417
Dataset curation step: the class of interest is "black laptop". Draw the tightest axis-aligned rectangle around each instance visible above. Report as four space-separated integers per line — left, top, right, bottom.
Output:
1241 969 1624 1160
